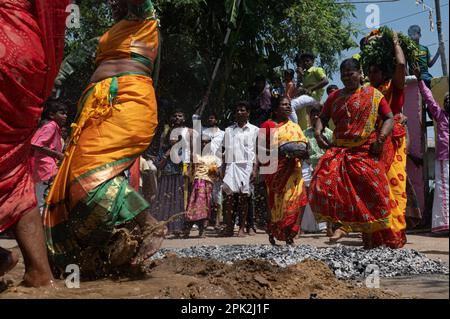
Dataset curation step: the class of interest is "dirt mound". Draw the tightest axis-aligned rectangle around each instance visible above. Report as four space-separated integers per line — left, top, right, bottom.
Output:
1 250 398 299
151 255 398 299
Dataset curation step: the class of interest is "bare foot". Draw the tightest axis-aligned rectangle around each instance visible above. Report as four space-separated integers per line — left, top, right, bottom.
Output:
237 228 246 237
0 248 18 277
11 206 55 287
329 228 347 243
326 228 334 237
21 271 56 288
247 228 256 236
130 225 166 267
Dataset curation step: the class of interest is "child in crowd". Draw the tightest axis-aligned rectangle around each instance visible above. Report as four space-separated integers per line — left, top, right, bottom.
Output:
295 53 329 101
303 103 333 169
31 101 67 213
271 76 285 98
284 69 296 100
184 136 221 238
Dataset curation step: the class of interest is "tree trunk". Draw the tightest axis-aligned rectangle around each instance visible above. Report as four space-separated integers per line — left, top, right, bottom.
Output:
215 15 245 116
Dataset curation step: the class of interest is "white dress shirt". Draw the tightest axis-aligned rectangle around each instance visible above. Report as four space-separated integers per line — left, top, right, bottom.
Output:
222 122 258 195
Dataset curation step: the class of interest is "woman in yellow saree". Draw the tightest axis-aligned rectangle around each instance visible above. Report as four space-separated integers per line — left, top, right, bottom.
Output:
366 30 409 247
261 97 309 245
43 0 163 278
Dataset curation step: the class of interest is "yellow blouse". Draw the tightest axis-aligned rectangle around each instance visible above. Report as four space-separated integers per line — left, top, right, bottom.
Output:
96 18 159 71
95 0 159 75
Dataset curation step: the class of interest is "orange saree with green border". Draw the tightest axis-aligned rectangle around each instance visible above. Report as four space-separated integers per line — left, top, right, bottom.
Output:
43 3 159 273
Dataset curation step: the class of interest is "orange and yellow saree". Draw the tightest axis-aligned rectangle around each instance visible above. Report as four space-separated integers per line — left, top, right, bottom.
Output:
43 2 160 272
376 80 408 246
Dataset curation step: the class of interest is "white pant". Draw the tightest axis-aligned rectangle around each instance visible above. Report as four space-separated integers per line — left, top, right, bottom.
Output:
301 161 326 232
432 160 449 233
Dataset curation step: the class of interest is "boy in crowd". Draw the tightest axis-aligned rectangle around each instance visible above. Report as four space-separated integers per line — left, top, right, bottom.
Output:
31 101 67 213
408 25 440 88
296 53 329 102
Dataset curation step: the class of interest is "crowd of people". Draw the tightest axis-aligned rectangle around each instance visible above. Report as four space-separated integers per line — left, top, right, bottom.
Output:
0 0 448 286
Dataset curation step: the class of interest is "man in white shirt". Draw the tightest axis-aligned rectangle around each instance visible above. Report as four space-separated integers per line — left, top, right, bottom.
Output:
222 102 258 237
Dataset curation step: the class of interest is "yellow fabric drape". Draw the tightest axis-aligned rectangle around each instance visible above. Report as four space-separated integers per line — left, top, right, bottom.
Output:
44 74 157 228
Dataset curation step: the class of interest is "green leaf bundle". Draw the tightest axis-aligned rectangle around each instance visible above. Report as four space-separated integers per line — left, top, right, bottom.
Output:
361 26 419 77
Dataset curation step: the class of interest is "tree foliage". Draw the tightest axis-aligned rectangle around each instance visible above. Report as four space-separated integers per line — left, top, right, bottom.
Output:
58 0 359 123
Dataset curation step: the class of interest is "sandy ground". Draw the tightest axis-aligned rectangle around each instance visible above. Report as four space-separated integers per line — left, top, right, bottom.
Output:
0 229 448 299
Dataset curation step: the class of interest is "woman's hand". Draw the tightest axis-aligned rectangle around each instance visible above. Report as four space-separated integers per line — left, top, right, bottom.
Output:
315 133 330 149
398 113 408 125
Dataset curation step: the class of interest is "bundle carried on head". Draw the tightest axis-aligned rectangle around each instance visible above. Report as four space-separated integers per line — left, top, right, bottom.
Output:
360 26 419 77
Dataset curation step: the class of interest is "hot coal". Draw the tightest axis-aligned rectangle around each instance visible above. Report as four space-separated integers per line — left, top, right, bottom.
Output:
150 244 449 279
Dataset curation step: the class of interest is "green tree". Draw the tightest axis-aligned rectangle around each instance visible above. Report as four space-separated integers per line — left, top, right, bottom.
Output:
58 0 359 122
